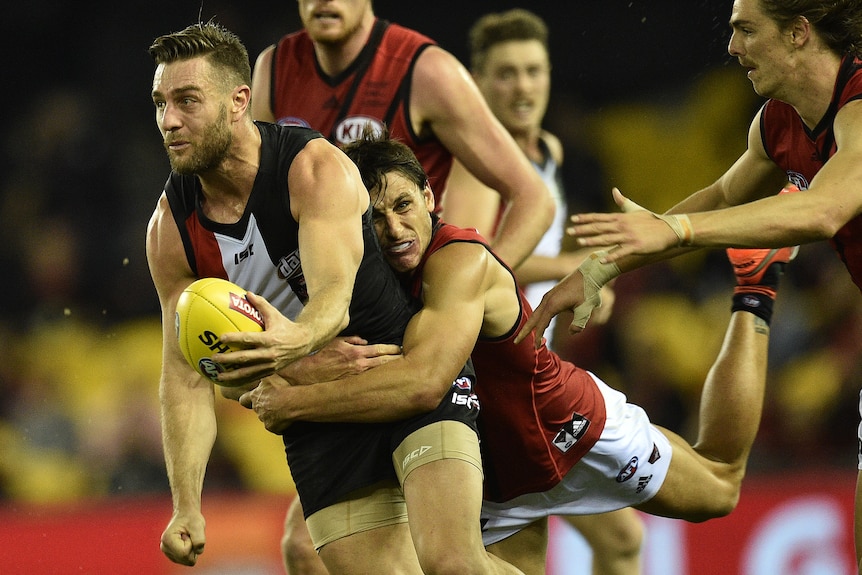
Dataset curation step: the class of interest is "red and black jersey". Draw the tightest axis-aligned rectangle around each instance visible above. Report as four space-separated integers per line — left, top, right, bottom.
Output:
409 222 607 502
269 19 453 197
761 55 862 290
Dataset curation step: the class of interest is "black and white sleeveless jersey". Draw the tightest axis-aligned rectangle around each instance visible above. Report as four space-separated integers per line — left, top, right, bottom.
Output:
164 121 417 345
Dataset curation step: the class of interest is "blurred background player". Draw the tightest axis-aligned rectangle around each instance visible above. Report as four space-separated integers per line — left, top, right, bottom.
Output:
250 0 554 270
441 9 644 574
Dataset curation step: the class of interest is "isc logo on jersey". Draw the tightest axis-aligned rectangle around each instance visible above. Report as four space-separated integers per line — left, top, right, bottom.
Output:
334 116 385 146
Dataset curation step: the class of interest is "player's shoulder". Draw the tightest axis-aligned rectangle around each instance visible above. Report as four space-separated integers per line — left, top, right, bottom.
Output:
428 224 489 261
386 21 436 44
426 236 490 274
410 45 477 119
146 192 171 236
412 43 465 80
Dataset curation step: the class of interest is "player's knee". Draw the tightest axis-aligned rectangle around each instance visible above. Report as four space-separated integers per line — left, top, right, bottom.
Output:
282 529 324 574
689 484 741 522
581 511 644 558
610 514 644 557
418 551 489 575
282 499 324 574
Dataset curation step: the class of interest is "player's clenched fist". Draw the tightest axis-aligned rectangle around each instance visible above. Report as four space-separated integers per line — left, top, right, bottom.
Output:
160 511 206 566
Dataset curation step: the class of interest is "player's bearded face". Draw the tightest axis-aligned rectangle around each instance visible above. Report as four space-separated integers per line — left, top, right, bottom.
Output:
166 104 232 175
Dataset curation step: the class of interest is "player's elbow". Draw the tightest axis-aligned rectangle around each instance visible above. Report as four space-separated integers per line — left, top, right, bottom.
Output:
814 206 851 239
406 368 456 413
336 309 350 335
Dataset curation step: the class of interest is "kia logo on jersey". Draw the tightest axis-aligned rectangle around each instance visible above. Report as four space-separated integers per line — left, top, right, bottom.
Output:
334 116 385 145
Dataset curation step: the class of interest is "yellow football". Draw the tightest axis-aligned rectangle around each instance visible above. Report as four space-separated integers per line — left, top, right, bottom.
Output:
175 277 264 385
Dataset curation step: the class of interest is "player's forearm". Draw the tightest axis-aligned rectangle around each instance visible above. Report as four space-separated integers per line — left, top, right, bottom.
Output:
294 285 352 353
284 357 453 423
613 247 694 275
159 381 217 511
686 194 833 249
493 193 555 268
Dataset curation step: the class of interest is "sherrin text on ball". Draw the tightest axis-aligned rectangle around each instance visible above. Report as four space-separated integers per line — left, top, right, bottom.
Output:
175 277 264 384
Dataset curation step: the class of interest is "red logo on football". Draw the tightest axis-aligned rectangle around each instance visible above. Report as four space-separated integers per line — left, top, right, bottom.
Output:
228 292 264 328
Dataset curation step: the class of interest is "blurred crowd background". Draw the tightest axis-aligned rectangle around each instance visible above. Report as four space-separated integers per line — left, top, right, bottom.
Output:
2 0 860 510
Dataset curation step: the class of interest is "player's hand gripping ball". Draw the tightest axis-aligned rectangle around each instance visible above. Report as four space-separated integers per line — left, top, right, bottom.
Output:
175 278 264 384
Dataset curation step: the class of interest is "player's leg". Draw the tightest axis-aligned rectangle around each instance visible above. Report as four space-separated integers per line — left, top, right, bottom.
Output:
318 523 421 575
638 247 793 520
282 497 330 575
307 481 424 575
855 391 862 574
395 420 524 575
564 509 644 575
485 519 549 575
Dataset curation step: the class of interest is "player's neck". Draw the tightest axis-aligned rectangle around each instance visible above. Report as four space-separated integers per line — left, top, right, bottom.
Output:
197 123 261 222
511 128 543 164
788 51 843 129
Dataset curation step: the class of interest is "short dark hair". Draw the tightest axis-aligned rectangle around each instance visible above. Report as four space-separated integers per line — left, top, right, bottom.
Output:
148 21 252 88
760 0 862 57
468 8 549 72
341 128 428 195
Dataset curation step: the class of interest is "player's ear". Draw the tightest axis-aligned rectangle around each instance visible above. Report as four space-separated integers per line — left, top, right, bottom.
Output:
232 84 251 118
789 15 811 46
423 183 435 212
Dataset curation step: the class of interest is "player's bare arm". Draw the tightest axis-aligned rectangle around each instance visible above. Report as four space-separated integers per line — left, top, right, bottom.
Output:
240 241 491 431
290 139 367 341
146 194 217 566
440 158 502 238
411 46 554 268
567 108 786 263
685 101 862 248
217 139 365 381
250 45 276 122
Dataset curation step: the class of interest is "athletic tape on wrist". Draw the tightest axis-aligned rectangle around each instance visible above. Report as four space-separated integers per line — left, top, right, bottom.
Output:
572 250 621 329
618 195 694 247
655 214 694 246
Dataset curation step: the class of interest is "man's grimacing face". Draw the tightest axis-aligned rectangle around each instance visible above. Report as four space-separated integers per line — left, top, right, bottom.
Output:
369 172 436 275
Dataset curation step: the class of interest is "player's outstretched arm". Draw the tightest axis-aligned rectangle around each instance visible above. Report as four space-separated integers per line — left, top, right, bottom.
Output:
568 188 692 264
147 194 218 566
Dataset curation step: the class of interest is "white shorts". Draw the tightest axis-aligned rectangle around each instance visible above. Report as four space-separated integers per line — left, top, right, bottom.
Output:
481 372 673 546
